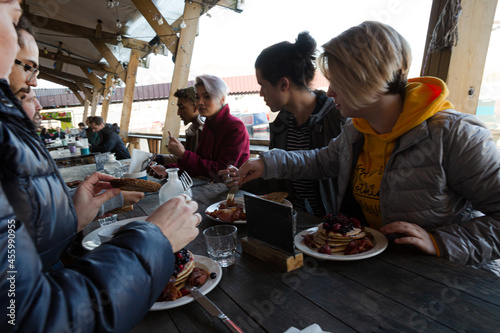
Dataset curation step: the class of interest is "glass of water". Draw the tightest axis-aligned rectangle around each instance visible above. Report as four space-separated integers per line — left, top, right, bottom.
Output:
203 225 237 267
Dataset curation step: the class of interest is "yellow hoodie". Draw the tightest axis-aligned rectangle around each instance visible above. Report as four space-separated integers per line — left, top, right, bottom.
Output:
351 77 454 230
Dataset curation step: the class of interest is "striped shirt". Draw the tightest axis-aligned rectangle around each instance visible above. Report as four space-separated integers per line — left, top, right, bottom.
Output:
286 117 322 215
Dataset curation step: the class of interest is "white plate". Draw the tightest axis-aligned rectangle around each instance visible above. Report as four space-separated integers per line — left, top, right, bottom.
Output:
294 227 388 261
150 255 222 311
82 216 149 251
205 197 293 224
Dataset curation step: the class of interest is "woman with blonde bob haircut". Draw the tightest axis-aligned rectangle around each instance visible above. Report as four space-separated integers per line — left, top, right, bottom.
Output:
238 21 500 275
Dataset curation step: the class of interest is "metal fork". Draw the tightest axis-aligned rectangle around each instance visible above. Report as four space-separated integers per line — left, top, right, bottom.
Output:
179 171 193 191
226 185 239 207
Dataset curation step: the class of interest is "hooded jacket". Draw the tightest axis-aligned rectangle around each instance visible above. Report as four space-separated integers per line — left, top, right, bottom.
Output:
178 104 250 181
90 123 131 160
0 80 174 332
259 77 500 271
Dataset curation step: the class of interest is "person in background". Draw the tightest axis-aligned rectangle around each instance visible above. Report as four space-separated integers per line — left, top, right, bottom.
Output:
155 75 250 181
219 31 346 216
89 116 131 160
52 126 66 140
238 21 500 275
0 3 200 332
22 89 42 130
77 121 86 138
148 86 205 177
85 116 101 145
39 126 51 142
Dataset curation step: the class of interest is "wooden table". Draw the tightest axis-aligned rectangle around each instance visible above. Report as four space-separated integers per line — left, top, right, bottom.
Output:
50 149 96 167
60 166 500 333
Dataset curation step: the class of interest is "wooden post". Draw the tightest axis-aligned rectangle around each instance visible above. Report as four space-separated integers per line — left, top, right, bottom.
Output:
422 0 498 114
446 0 497 115
119 49 140 136
160 1 202 154
90 88 99 116
101 75 113 122
83 99 91 123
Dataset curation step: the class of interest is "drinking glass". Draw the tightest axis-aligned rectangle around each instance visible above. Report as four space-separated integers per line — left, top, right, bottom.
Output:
203 225 237 267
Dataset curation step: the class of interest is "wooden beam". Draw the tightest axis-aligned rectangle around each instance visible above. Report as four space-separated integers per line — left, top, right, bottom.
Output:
40 66 94 87
131 0 179 54
91 41 127 82
160 1 202 154
76 82 92 101
38 72 80 91
90 88 99 116
70 89 85 105
120 49 140 135
82 99 91 123
80 67 104 92
101 75 113 122
39 49 111 74
55 42 64 72
421 0 450 79
25 13 150 52
446 0 498 114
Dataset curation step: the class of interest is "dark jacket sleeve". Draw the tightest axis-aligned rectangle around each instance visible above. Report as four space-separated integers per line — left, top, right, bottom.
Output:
1 201 174 333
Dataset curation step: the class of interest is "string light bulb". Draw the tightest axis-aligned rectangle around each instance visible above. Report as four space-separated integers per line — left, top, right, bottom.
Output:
117 34 122 42
116 19 122 28
180 19 186 29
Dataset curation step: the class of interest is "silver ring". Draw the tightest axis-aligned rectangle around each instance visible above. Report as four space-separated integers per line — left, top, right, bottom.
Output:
181 193 192 203
194 213 202 226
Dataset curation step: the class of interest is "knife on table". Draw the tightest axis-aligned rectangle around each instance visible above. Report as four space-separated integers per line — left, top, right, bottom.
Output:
190 287 244 333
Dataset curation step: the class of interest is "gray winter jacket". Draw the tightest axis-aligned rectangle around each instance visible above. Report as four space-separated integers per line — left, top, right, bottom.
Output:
260 110 500 269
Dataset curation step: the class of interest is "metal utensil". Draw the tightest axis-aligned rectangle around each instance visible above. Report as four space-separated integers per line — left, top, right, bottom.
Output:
226 185 238 207
180 171 193 191
140 154 154 172
190 287 244 333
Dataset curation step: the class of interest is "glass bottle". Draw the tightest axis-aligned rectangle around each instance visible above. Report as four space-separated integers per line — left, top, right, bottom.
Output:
103 153 123 178
159 168 192 205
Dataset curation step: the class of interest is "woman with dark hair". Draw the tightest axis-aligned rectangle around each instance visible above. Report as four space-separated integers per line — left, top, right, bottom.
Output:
238 21 500 275
39 126 51 142
220 32 346 216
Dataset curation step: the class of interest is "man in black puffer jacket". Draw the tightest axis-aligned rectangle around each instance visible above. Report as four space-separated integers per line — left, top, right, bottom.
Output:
89 116 131 160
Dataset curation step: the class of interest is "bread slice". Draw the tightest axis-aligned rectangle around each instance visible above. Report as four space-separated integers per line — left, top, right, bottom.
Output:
109 178 161 192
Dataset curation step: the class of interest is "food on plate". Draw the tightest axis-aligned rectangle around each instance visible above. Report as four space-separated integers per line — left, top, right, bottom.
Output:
262 192 289 204
206 202 246 223
109 178 161 192
302 214 374 255
107 205 134 215
156 249 211 302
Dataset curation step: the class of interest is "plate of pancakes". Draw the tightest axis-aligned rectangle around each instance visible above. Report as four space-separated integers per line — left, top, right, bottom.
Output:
294 224 388 261
150 253 222 310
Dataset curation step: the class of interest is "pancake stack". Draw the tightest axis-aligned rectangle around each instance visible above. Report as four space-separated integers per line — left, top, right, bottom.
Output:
306 214 365 254
172 249 195 289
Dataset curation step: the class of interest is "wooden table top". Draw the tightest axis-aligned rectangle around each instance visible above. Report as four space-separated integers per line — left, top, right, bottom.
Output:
61 165 500 333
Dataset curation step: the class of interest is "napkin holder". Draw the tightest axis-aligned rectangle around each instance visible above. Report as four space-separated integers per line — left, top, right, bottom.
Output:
241 195 303 272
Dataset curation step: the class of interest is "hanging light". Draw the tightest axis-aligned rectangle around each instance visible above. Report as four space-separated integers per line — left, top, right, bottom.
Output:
180 18 187 29
117 34 122 42
116 19 122 29
107 0 114 9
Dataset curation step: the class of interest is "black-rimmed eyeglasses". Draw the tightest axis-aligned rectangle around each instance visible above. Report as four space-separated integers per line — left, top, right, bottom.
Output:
14 59 39 83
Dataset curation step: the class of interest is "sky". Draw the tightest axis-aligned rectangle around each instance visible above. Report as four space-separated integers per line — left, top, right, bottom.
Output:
38 0 436 88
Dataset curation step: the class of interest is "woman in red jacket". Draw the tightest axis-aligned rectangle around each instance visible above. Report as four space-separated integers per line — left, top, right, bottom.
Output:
162 75 250 181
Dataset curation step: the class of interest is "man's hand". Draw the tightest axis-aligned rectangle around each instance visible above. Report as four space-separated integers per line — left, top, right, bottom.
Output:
237 158 265 185
73 172 121 231
380 221 437 255
217 165 240 188
146 195 200 252
147 162 168 179
167 131 186 159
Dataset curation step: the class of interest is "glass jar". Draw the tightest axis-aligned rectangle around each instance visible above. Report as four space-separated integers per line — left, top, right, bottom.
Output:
158 168 192 205
103 153 123 178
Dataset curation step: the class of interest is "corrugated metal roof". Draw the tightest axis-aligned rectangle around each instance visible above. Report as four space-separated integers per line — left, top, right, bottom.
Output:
34 73 330 108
